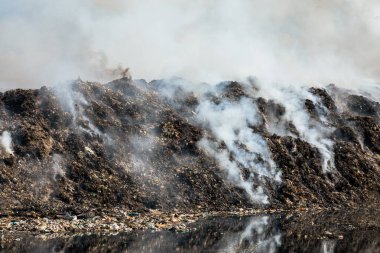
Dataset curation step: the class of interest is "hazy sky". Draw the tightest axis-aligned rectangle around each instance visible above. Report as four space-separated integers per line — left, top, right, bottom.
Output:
1 0 380 89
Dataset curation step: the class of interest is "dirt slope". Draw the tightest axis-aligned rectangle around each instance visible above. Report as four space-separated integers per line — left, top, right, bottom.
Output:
0 78 379 216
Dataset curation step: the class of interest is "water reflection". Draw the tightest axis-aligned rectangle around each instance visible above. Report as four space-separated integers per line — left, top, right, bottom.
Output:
214 216 281 253
321 240 336 253
1 212 379 253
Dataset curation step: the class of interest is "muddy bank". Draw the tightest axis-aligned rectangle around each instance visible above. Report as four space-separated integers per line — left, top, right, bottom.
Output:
0 78 379 217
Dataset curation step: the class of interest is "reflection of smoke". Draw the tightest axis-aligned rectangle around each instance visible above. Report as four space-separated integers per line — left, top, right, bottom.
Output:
320 240 336 253
217 216 281 253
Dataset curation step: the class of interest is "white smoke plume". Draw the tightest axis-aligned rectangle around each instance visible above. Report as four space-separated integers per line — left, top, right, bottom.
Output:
0 131 14 155
197 96 281 203
253 83 335 172
157 79 281 203
50 154 66 181
53 80 109 140
1 0 380 88
53 81 85 121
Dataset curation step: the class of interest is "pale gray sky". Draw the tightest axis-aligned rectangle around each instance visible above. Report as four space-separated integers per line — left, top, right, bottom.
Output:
1 0 380 89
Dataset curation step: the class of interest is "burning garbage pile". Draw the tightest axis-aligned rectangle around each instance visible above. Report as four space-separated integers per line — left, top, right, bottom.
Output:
0 77 379 218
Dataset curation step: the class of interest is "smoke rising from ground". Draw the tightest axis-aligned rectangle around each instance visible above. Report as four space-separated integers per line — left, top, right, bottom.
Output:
1 0 380 89
254 83 335 172
0 131 13 155
156 79 282 203
1 0 380 206
196 95 280 203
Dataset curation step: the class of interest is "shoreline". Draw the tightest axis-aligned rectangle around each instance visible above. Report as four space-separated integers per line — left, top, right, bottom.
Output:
2 207 378 244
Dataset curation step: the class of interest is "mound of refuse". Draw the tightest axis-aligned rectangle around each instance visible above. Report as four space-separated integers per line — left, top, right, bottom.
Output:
0 77 379 217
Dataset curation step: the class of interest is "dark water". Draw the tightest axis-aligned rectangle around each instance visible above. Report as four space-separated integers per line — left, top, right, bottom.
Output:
1 212 379 253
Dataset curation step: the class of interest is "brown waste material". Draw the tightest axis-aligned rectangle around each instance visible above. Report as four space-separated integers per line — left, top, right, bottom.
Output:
0 78 379 220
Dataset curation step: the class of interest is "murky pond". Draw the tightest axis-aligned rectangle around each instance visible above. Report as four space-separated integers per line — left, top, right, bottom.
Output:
1 210 379 253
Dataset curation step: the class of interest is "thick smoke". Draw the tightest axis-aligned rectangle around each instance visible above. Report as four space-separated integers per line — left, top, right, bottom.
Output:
53 80 109 140
0 131 13 155
0 0 128 89
197 96 280 203
1 0 380 88
157 79 281 203
51 154 66 181
253 83 335 172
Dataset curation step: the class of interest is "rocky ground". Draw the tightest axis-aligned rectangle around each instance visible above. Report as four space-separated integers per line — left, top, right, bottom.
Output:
0 208 280 245
0 77 379 237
